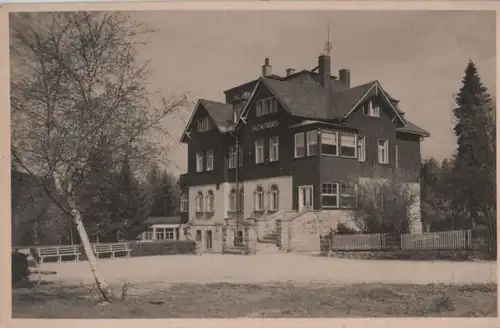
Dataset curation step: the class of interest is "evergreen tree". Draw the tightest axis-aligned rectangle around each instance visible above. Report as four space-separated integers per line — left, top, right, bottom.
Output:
452 60 496 253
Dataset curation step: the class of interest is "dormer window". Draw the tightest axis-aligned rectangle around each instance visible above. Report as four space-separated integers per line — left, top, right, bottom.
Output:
197 117 211 132
256 98 277 117
363 100 380 118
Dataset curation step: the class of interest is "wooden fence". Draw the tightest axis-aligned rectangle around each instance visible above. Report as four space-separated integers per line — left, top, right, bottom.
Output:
400 230 472 251
329 230 473 251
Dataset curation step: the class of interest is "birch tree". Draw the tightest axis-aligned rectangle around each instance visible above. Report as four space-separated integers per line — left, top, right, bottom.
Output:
10 12 187 301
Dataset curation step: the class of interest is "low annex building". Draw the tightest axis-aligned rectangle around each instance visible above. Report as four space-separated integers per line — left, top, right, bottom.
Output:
179 51 429 254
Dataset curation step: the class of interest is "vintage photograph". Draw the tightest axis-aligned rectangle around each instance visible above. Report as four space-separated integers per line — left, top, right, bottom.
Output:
9 7 496 318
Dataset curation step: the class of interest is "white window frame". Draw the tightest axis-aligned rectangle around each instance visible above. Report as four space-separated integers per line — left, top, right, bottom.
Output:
196 192 204 213
363 100 380 118
358 136 366 163
155 228 167 240
269 185 279 211
269 136 279 162
143 228 153 241
321 182 339 208
180 191 188 212
294 132 305 158
206 190 214 212
256 98 277 117
196 151 204 172
206 149 214 171
339 133 357 158
378 139 389 164
228 146 237 169
165 228 175 240
229 189 237 212
307 130 318 156
340 183 357 209
197 117 211 132
321 130 338 156
255 139 264 164
254 186 265 211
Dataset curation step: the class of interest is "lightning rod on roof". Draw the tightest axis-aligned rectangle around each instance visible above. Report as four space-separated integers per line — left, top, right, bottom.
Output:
324 20 332 56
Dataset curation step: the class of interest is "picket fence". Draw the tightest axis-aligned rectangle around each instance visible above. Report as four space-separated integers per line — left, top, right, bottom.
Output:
329 229 473 251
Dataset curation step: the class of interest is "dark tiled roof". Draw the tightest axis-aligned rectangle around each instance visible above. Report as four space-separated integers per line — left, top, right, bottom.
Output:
143 216 182 225
199 99 234 131
397 120 430 136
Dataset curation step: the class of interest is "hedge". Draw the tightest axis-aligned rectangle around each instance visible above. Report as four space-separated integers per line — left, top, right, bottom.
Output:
12 250 30 284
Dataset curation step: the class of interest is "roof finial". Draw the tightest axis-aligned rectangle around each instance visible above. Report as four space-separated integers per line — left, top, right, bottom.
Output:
324 20 332 56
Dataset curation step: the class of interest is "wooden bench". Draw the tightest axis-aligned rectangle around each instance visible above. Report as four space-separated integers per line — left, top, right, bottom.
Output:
92 243 131 259
36 245 81 264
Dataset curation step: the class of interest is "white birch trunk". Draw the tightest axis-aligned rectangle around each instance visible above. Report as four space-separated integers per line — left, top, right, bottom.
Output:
52 172 115 302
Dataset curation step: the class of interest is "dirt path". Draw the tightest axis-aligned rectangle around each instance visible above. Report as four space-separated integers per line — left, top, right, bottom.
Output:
38 253 497 286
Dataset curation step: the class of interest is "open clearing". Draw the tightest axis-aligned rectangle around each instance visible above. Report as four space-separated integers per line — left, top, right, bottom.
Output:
12 254 497 318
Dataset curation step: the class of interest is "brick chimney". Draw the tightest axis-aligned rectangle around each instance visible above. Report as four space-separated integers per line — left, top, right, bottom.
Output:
286 68 296 76
318 54 331 89
262 58 272 77
339 69 350 88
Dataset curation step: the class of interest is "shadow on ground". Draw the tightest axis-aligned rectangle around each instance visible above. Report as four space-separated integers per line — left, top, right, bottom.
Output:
12 281 497 318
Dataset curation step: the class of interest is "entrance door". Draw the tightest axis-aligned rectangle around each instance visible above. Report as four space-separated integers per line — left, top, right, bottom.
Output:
298 186 313 211
206 230 213 249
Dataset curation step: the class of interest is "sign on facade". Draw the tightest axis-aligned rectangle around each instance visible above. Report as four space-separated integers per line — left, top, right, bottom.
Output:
252 120 280 132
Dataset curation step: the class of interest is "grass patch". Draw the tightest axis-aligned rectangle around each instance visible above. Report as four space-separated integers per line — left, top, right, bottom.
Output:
12 281 497 318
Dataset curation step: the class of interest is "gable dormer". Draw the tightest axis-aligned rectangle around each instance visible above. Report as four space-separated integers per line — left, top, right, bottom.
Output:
195 116 212 133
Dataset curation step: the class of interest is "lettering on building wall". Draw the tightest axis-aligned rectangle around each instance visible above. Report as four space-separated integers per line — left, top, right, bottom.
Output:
252 120 280 132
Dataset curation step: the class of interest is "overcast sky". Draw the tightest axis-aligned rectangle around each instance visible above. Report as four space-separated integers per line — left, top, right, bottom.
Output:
129 10 495 175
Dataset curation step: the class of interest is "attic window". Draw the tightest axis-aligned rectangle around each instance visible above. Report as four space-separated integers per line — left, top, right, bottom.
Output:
256 98 277 117
363 100 380 118
197 117 211 132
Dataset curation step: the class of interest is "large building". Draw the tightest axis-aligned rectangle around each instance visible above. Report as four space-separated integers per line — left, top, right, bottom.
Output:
179 50 429 253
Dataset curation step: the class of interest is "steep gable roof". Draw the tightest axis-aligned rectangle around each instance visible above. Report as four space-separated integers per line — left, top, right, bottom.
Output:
180 99 233 142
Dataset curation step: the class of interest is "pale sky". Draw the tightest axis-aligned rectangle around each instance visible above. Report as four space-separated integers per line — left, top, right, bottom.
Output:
129 10 495 175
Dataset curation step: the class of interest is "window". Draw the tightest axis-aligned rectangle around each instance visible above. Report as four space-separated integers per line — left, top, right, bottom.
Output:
340 184 356 208
255 139 264 164
239 188 244 212
358 137 366 162
269 136 279 162
206 190 214 212
395 145 399 169
196 152 204 172
254 186 264 211
156 227 173 240
180 191 188 212
363 100 380 118
307 130 318 156
321 183 339 208
196 230 202 242
196 191 204 213
269 185 279 211
165 228 175 240
256 98 277 117
143 228 153 241
321 130 338 155
206 149 214 171
378 139 389 164
239 146 243 167
340 134 357 158
197 117 211 132
294 132 305 158
228 146 237 169
229 189 237 212
206 230 213 249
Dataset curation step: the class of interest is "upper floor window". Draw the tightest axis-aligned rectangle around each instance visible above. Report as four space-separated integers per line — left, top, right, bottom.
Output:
269 136 279 162
307 130 318 156
206 190 214 212
294 132 305 158
358 136 366 163
378 139 389 164
229 189 237 212
340 134 357 158
228 146 237 169
255 139 264 164
206 149 214 171
363 100 380 118
196 191 204 213
180 191 188 212
321 130 338 156
340 183 356 208
269 185 279 211
321 182 338 208
197 117 211 132
256 98 277 117
254 186 265 211
196 152 204 172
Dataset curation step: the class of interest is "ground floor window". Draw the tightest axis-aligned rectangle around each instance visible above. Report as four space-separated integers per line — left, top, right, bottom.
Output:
143 228 153 240
321 182 339 208
196 230 202 242
155 228 175 240
340 183 357 208
234 230 243 245
206 230 213 249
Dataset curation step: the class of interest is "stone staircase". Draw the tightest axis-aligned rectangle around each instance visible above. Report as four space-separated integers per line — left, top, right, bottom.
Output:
256 230 280 254
224 243 247 255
